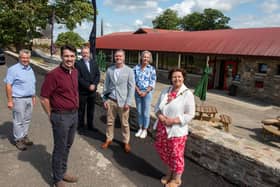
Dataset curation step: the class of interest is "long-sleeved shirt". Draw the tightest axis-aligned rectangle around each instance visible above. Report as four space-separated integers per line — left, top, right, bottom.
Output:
154 84 195 138
133 64 156 91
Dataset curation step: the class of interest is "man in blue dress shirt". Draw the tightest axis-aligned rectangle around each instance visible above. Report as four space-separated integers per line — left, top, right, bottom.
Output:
4 49 36 151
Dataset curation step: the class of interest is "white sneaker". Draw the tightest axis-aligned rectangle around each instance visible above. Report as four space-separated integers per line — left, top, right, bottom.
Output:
135 129 143 137
140 129 147 139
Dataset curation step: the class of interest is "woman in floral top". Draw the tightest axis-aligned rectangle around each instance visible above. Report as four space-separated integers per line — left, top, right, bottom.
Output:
154 68 195 187
133 51 156 139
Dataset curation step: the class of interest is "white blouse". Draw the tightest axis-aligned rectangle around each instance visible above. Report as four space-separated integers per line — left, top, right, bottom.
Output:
154 84 195 138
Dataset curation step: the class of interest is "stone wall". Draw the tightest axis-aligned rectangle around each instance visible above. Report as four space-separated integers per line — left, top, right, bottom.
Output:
187 122 280 186
236 57 280 105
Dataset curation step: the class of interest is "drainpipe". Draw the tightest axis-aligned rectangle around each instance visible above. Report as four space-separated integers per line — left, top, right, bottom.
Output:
156 52 159 69
138 51 141 64
178 53 181 68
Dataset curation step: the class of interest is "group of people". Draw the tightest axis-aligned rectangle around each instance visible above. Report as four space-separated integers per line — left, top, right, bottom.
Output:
4 45 195 187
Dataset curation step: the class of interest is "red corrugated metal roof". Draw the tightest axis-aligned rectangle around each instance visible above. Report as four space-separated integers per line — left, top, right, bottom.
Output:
96 27 280 57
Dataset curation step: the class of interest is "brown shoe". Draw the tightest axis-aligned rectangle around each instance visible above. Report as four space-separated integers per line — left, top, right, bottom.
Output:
23 136 33 146
63 173 78 183
15 140 27 151
101 140 112 149
165 179 182 187
124 143 131 153
54 181 66 187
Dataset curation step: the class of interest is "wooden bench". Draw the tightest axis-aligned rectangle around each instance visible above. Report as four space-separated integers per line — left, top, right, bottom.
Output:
219 114 232 132
262 125 280 137
261 118 280 137
196 105 218 120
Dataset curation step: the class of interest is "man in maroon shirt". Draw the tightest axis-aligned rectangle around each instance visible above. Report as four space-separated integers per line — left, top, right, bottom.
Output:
40 45 79 187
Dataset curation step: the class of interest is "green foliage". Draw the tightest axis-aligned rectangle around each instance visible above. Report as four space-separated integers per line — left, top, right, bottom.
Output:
152 8 231 31
96 51 106 72
0 0 94 49
0 0 49 49
181 8 231 31
152 9 180 30
55 31 85 48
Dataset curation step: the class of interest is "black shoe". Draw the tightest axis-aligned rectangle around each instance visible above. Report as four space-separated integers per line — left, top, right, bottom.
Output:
15 140 27 151
23 136 33 146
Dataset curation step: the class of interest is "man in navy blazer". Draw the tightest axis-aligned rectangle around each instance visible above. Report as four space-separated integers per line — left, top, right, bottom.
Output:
75 46 100 131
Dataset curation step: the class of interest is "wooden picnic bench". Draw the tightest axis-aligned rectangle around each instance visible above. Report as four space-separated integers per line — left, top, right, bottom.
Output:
219 114 232 132
261 118 280 137
196 105 218 120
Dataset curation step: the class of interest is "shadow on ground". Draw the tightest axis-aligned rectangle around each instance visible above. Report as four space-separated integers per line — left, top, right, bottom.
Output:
0 121 52 186
235 125 280 149
18 144 53 186
77 108 166 186
0 121 14 145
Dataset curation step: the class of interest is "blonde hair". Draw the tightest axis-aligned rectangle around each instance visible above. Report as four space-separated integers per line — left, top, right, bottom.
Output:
141 50 153 63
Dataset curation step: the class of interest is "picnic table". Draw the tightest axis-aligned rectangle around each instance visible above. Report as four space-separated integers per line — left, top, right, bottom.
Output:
196 105 218 120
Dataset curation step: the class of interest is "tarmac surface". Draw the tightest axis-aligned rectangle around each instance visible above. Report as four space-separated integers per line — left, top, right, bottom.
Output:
0 56 235 187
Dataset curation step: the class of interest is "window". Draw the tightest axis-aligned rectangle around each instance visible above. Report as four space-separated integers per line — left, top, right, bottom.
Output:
258 63 267 73
97 49 113 63
125 50 139 66
181 54 205 75
255 81 264 88
158 52 178 70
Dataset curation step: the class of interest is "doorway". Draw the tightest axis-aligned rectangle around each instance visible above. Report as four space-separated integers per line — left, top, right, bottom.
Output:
218 61 238 90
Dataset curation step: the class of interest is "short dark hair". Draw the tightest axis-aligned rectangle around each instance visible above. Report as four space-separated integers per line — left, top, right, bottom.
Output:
168 68 186 81
60 45 76 56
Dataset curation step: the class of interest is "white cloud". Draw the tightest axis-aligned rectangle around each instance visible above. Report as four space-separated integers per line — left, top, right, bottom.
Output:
230 13 280 28
134 19 144 27
103 0 160 11
170 1 195 17
170 0 255 17
261 0 280 14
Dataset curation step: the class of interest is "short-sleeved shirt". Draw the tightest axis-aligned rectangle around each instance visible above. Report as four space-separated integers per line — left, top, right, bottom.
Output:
133 64 156 91
40 65 78 111
4 62 36 97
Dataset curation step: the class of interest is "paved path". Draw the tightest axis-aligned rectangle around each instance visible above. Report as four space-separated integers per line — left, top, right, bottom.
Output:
0 56 234 187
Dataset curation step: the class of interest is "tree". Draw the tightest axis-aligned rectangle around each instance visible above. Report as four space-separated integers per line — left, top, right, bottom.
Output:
152 9 180 30
181 8 231 31
55 31 85 48
0 0 94 50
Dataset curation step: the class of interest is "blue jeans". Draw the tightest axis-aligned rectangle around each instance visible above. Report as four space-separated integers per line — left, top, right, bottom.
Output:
135 92 152 129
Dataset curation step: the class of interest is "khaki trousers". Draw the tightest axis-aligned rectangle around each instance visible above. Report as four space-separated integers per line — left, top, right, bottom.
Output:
106 100 130 143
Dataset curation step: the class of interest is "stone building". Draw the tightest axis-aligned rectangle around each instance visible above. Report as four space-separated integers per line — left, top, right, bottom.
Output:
96 27 280 105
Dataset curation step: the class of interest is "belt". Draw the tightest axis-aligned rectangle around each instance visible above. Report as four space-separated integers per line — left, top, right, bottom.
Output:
51 109 77 114
13 96 33 98
108 97 117 102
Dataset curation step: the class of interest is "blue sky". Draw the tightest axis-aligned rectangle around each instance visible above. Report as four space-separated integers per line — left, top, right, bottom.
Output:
54 0 280 40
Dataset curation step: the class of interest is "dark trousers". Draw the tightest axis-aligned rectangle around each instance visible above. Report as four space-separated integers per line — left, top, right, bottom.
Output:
50 112 78 183
78 93 96 129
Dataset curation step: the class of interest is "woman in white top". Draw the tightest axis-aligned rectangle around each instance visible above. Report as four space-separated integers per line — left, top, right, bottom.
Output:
154 68 195 187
